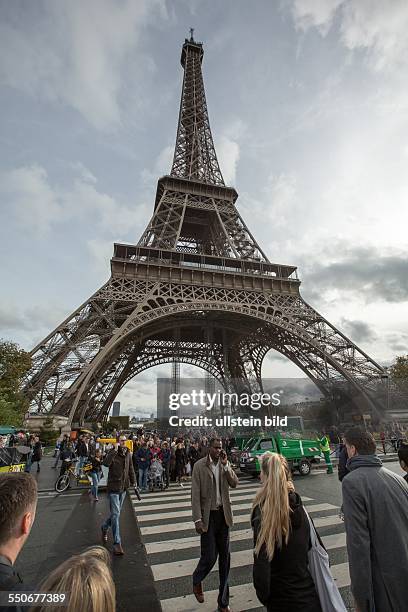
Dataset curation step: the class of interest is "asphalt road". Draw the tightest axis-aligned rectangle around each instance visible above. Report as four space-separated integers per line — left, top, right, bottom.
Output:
13 456 405 612
130 460 404 612
15 456 161 612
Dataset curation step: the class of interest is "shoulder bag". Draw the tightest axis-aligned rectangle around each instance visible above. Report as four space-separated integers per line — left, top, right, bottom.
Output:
304 508 347 612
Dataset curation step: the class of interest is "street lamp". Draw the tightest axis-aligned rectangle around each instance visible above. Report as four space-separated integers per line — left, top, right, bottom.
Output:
380 374 390 414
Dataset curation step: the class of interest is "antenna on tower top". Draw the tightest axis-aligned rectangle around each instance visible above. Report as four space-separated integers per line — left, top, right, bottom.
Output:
189 27 195 42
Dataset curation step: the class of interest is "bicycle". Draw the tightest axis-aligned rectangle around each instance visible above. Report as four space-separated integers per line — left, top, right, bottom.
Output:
55 459 93 493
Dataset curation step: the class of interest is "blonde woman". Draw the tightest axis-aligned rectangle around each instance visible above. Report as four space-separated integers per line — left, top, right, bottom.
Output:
251 452 322 612
29 546 115 612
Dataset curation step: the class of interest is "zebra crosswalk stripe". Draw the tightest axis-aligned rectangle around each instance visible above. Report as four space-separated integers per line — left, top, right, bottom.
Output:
129 485 349 611
137 492 265 511
159 563 350 612
132 487 312 511
137 484 268 504
144 529 346 555
150 532 346 581
136 502 337 523
138 507 343 536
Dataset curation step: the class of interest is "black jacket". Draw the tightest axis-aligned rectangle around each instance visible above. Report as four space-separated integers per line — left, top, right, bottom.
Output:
103 447 135 493
60 448 75 462
175 447 187 466
252 491 322 612
188 446 200 466
338 445 349 482
76 440 89 458
31 442 42 462
90 456 102 474
0 556 26 612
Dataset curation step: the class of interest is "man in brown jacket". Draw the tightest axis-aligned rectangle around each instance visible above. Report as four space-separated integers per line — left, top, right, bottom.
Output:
101 436 135 555
191 437 238 612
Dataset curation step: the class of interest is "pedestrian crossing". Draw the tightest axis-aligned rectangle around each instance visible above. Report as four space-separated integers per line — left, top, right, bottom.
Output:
129 477 350 612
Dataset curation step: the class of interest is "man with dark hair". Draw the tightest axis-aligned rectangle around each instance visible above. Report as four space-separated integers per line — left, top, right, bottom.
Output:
135 439 151 492
342 427 408 612
0 473 38 602
52 434 69 469
101 436 136 556
191 437 238 612
75 434 89 475
398 443 408 482
188 440 200 473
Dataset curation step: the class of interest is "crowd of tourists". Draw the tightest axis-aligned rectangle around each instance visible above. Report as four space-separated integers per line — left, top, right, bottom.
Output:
1 427 407 612
51 429 237 493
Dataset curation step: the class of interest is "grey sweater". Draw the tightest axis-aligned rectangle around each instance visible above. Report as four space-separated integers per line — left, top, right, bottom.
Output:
342 454 408 612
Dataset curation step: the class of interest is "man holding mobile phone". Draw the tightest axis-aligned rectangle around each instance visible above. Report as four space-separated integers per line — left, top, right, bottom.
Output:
191 438 238 612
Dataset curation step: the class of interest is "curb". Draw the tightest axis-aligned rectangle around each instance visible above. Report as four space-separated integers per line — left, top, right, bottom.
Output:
127 492 163 611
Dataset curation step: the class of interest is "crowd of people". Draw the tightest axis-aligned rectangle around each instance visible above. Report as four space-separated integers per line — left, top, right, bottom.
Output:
0 433 44 474
51 429 237 493
0 427 407 611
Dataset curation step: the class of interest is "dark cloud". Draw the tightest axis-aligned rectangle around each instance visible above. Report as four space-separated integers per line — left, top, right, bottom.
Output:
302 247 408 303
385 333 408 353
339 318 377 343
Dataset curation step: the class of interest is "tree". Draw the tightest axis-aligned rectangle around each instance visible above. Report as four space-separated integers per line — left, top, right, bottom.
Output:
390 355 408 379
39 415 59 447
0 339 32 427
388 355 408 408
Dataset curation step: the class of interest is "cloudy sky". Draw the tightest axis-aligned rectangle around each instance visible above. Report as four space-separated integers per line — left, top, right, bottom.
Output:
1 0 407 417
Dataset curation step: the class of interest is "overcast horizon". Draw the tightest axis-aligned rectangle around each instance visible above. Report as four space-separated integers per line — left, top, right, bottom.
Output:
1 1 407 418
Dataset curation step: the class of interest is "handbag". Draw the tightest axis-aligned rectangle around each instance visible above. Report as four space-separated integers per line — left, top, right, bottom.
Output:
304 509 347 612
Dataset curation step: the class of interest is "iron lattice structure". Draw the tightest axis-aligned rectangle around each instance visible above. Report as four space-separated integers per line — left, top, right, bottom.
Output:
23 34 386 425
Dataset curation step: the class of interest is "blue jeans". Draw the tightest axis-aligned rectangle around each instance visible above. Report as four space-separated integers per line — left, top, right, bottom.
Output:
139 467 148 490
102 492 126 545
24 452 33 473
76 455 87 475
90 471 100 498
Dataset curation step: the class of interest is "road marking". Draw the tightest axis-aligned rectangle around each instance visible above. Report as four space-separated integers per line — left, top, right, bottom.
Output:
136 492 312 511
136 492 259 511
139 505 341 535
145 528 346 555
136 502 337 523
160 564 350 612
160 581 260 612
136 484 263 503
130 479 350 611
134 487 312 505
38 492 84 499
145 529 250 554
151 537 347 581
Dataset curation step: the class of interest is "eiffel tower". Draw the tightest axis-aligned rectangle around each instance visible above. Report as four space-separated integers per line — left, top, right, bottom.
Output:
23 32 386 426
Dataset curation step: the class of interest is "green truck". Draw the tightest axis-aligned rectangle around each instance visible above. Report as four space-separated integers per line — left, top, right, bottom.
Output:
239 433 322 476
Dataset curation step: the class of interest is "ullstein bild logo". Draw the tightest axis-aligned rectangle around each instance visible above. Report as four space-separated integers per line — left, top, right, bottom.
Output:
167 414 288 428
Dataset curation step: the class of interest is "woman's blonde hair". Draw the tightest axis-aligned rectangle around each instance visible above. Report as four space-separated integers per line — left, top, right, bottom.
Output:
252 452 294 561
29 546 115 612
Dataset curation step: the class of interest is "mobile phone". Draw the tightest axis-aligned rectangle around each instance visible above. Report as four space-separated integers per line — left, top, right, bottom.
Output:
220 450 227 460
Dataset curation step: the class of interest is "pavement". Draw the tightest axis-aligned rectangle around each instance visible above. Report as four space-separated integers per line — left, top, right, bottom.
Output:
15 456 161 612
